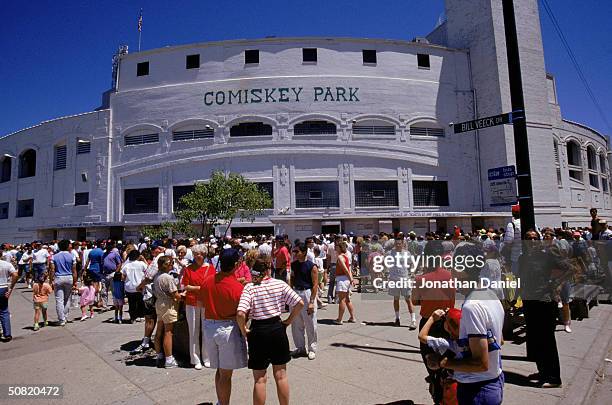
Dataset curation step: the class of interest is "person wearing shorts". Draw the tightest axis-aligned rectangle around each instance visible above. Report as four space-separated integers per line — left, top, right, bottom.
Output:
152 256 181 368
199 248 247 405
237 257 304 405
386 238 417 329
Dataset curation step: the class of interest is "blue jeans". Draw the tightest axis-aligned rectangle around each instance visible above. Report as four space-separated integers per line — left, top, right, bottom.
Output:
0 287 11 337
54 276 73 322
457 373 504 405
32 263 46 281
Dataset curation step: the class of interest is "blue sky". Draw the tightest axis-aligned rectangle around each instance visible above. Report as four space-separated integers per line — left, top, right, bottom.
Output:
0 0 610 136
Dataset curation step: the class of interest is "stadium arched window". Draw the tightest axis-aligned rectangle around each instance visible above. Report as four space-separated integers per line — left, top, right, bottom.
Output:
566 141 581 167
229 122 272 137
352 119 396 136
0 156 11 183
587 146 597 171
410 122 445 137
18 149 36 178
599 152 607 174
294 120 337 136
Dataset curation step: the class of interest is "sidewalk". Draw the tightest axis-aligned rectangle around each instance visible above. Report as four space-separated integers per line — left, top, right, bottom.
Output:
1 284 610 404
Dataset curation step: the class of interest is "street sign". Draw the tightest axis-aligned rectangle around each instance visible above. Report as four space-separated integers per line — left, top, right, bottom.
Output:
453 110 524 134
488 165 517 206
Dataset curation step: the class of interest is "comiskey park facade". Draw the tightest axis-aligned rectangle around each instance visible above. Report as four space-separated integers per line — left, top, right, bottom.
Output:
0 0 610 243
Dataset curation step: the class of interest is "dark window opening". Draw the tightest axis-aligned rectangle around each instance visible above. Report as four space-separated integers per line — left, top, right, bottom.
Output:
75 192 89 206
567 141 581 166
18 149 36 178
295 181 339 208
124 188 159 214
362 49 377 64
303 48 317 62
413 181 449 206
589 174 599 188
355 181 398 207
186 54 200 69
17 199 34 217
54 145 67 171
173 185 195 211
77 140 91 154
417 53 431 69
230 122 272 137
124 133 159 146
294 121 337 135
0 158 11 183
136 61 149 76
245 49 259 64
136 62 149 76
0 202 8 219
256 182 274 200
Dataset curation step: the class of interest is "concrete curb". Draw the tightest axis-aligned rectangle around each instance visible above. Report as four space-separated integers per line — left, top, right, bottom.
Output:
559 304 612 404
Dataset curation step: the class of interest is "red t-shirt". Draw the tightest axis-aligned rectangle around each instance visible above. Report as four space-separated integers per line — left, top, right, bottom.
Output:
274 246 291 270
199 272 244 320
181 264 212 306
414 267 456 318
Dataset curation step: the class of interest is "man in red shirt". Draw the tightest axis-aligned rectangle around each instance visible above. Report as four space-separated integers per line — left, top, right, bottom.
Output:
200 248 246 405
273 236 290 282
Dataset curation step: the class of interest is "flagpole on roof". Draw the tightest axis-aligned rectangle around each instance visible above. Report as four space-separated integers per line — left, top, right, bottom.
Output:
138 8 143 52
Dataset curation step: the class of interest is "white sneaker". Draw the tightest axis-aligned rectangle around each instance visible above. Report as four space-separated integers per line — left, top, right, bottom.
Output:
59 320 67 326
194 363 202 370
165 358 178 369
564 324 572 333
308 351 316 360
408 320 417 330
80 315 89 321
203 359 211 368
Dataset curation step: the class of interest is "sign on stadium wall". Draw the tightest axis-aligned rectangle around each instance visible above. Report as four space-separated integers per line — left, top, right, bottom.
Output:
204 86 360 106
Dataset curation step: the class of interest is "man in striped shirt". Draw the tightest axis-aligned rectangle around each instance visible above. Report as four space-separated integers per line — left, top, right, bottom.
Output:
237 257 304 405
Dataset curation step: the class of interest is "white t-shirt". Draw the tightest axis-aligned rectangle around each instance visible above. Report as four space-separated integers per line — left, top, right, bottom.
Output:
143 253 165 299
1 251 13 263
306 248 315 263
18 252 31 265
314 257 324 273
32 249 50 264
0 260 17 288
82 249 92 267
328 242 337 264
455 289 504 384
121 260 148 293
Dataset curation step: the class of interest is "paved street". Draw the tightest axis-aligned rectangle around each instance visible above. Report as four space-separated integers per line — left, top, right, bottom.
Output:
1 284 611 405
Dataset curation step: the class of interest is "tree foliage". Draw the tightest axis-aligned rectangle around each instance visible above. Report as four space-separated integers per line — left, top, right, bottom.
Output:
171 171 273 238
140 224 169 240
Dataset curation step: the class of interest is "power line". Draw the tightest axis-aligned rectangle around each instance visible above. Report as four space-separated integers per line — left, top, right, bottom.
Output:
540 0 612 133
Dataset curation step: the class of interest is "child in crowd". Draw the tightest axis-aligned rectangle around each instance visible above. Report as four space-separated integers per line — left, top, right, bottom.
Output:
112 268 125 323
79 276 96 321
418 308 462 405
32 272 52 331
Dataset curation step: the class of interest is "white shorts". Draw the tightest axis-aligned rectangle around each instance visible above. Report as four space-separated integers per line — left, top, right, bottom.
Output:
335 275 351 293
204 320 247 370
388 287 411 298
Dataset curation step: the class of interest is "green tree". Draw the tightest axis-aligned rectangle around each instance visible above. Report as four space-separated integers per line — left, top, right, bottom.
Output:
171 171 272 238
139 224 169 241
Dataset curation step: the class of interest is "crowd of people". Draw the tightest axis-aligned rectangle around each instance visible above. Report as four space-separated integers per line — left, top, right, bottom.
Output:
0 206 611 404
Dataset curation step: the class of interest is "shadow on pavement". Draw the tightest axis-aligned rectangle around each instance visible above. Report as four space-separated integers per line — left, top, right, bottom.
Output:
373 400 417 405
120 339 142 352
361 321 411 328
330 342 423 363
503 371 540 387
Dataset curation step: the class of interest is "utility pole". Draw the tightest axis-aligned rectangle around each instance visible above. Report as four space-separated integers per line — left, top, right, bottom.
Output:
502 0 536 237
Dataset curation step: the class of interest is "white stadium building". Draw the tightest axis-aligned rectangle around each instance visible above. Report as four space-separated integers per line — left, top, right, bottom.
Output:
0 0 610 243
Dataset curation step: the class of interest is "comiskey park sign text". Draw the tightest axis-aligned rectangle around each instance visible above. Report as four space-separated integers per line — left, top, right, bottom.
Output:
204 86 360 106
